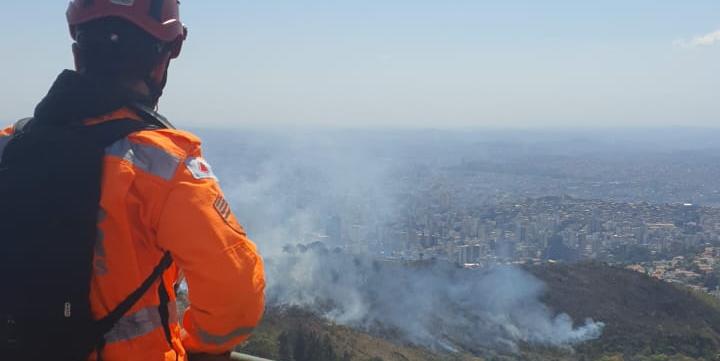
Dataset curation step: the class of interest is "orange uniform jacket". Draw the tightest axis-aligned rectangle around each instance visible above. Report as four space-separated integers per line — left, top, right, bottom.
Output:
0 108 266 361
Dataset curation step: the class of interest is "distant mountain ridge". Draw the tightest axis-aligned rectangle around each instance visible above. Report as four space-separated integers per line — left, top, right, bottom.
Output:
528 262 720 360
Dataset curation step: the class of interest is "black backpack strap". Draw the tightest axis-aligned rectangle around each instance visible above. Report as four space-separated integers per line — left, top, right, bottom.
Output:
158 278 174 345
130 102 175 130
0 119 30 165
12 118 34 133
82 118 158 147
95 252 173 349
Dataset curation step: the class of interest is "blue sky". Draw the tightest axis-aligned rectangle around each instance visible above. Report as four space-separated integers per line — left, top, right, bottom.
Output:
1 1 718 128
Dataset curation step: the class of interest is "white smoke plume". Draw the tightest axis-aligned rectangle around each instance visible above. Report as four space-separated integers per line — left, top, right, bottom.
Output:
266 249 604 352
200 129 605 353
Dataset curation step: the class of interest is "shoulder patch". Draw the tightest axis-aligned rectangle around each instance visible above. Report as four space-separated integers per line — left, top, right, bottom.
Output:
214 195 246 235
214 195 233 221
186 157 217 180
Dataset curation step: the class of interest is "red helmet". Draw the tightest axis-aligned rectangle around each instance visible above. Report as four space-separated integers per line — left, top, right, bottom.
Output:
67 0 187 57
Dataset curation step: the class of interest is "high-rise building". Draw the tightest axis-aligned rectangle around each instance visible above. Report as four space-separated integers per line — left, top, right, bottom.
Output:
457 244 482 265
326 215 342 245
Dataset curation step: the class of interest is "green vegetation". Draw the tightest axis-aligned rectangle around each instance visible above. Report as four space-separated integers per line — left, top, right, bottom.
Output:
236 308 482 361
528 262 720 361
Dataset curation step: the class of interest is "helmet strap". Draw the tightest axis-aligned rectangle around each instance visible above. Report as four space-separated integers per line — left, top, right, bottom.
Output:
143 57 171 108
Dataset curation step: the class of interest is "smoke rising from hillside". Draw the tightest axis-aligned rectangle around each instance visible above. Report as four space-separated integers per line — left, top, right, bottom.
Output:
266 249 604 352
202 130 605 353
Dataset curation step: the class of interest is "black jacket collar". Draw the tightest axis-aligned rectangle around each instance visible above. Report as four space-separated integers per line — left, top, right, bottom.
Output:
33 70 151 127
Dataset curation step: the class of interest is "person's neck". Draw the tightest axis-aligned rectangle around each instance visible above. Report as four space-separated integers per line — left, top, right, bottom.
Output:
78 71 155 107
123 79 152 99
123 79 159 108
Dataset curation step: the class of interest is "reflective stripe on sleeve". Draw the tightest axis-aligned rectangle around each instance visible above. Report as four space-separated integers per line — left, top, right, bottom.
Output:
197 324 256 346
105 138 180 181
0 135 11 160
105 301 178 344
169 300 178 324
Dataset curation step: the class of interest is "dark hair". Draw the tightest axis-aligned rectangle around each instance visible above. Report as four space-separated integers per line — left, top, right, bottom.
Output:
75 17 170 79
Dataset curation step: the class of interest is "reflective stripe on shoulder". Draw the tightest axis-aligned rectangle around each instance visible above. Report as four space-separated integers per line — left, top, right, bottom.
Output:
197 324 255 346
0 135 11 160
104 301 178 344
105 138 181 181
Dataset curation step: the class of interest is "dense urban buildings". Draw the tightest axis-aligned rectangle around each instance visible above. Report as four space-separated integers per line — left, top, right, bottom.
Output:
315 195 720 299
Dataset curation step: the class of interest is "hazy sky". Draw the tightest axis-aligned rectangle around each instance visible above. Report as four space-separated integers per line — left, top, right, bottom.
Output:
1 1 718 129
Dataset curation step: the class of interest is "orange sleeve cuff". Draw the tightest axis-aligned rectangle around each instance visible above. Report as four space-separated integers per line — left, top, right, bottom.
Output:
181 308 254 354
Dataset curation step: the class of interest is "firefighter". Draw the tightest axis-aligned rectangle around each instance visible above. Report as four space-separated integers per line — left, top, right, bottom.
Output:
0 1 265 360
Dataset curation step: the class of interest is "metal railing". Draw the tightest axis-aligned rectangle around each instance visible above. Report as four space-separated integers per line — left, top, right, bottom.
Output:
230 352 276 361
